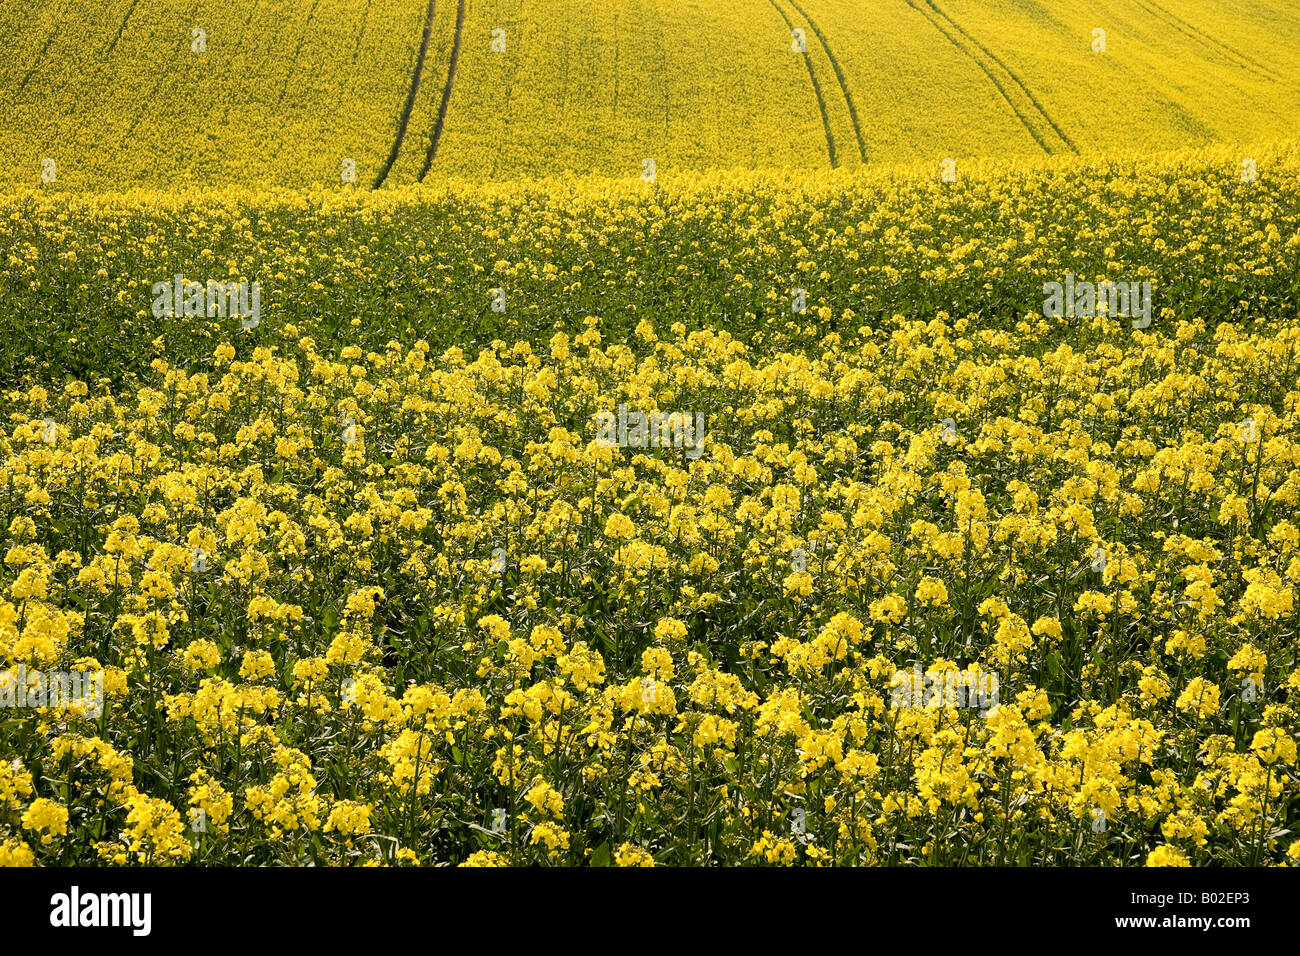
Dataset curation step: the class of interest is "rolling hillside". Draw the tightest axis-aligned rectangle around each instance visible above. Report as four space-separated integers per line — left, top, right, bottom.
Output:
4 0 1300 876
2 0 1299 187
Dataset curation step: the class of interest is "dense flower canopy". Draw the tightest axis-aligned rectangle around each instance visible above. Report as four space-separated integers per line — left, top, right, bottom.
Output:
2 308 1298 865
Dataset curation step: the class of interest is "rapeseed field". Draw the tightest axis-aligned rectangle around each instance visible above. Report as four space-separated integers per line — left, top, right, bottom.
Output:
2 1 1299 870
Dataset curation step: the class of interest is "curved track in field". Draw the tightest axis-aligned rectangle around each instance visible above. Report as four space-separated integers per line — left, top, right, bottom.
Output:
373 0 438 188
417 0 466 181
923 0 1076 153
767 0 838 167
105 0 142 57
787 0 867 164
904 0 1071 155
1133 0 1276 82
15 23 61 95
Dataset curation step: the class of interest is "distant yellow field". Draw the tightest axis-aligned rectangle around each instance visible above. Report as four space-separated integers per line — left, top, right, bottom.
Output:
3 0 1298 187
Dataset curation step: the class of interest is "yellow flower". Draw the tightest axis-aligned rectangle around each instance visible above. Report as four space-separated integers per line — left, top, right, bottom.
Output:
1145 845 1191 867
1250 728 1296 766
653 618 688 642
603 513 636 541
21 798 68 845
0 838 35 867
325 800 373 837
614 842 656 866
1176 678 1220 718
